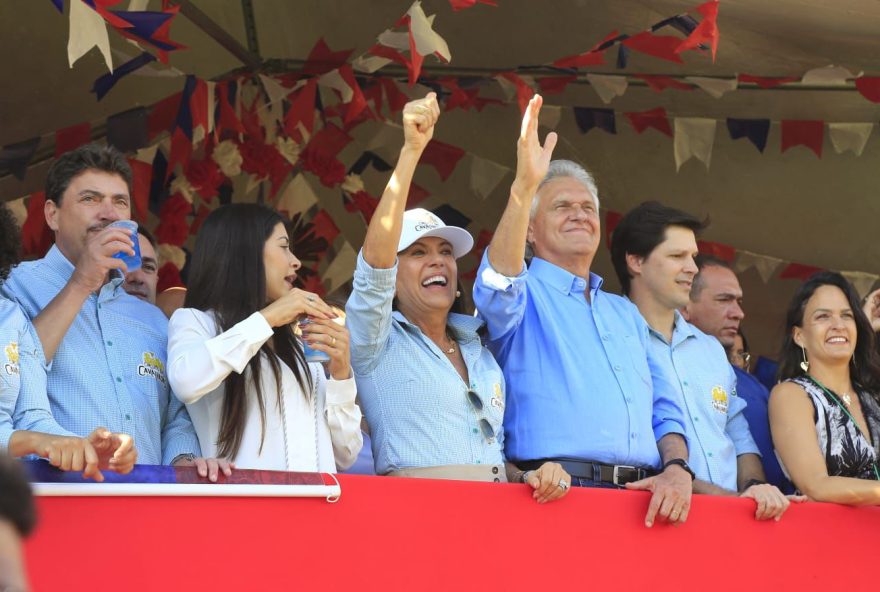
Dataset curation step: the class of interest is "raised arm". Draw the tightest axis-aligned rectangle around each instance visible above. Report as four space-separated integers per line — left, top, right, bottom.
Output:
362 93 440 269
486 94 557 276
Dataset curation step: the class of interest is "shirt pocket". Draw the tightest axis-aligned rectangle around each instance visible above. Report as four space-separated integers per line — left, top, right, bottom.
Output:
623 334 652 387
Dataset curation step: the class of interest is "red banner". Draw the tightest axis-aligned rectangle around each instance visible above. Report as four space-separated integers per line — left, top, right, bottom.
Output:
25 474 880 591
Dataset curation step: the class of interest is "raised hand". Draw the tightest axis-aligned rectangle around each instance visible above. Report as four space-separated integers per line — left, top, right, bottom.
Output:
402 92 440 153
863 288 880 333
70 225 135 293
300 318 351 380
512 94 558 195
260 289 336 328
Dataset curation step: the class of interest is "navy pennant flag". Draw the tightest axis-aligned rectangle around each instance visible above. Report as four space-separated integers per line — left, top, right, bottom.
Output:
573 107 617 135
727 118 771 153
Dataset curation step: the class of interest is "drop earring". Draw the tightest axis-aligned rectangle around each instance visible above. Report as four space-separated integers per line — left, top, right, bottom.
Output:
800 346 810 373
455 290 461 297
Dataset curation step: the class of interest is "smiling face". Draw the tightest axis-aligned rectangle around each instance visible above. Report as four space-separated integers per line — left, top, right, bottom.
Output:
794 284 857 365
263 222 301 303
527 176 600 273
45 169 131 263
395 236 458 318
629 226 699 311
684 265 745 349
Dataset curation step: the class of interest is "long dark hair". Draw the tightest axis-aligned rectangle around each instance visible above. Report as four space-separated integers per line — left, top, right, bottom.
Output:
185 203 311 458
778 271 880 395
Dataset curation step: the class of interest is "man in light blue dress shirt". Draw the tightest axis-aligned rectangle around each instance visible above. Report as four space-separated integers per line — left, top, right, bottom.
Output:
473 95 694 527
610 201 800 520
2 145 227 479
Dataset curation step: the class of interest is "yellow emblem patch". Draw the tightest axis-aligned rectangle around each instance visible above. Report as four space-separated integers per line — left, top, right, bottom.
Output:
137 351 167 384
711 385 729 414
4 342 19 376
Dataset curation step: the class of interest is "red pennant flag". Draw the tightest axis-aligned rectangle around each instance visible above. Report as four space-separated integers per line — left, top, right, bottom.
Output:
155 193 191 246
21 191 53 258
127 158 153 223
283 78 318 140
697 240 736 263
166 127 193 179
449 0 497 10
302 38 353 76
306 123 353 157
310 209 341 243
338 65 369 125
781 120 824 158
676 0 720 61
552 30 619 69
380 78 410 113
157 262 184 292
605 210 622 247
216 81 245 138
634 74 694 93
189 78 209 137
421 140 466 181
624 107 673 137
148 91 182 139
368 44 420 85
408 182 430 206
55 123 92 157
855 77 880 103
407 18 425 86
622 32 685 64
344 190 380 223
362 83 385 119
537 76 577 95
437 78 470 111
779 263 823 280
497 71 533 114
737 74 798 89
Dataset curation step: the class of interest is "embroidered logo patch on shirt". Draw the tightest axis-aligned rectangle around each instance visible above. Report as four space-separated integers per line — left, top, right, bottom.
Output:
137 351 167 385
4 342 19 375
711 385 729 414
490 382 504 409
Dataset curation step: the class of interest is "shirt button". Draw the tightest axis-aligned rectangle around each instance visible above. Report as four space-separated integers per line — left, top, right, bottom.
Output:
472 428 478 434
106 340 113 346
492 466 499 474
116 377 122 383
125 414 131 420
602 334 609 341
493 478 501 483
683 380 689 387
693 417 699 422
625 397 632 403
614 365 622 371
97 304 101 309
707 452 713 457
476 460 481 464
630 433 636 440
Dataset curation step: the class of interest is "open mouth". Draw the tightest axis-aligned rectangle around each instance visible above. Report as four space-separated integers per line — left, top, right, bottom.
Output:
421 275 448 288
284 274 297 289
826 336 849 345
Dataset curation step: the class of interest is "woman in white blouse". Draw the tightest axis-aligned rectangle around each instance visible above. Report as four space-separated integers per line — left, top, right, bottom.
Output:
167 204 362 472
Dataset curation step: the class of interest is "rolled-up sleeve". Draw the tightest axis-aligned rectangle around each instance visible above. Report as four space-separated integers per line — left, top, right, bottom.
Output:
345 250 397 375
321 372 363 470
726 366 760 457
472 252 528 343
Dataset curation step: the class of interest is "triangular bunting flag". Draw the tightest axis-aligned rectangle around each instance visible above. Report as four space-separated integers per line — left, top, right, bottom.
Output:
734 250 783 283
625 107 672 137
586 73 628 104
674 117 716 171
727 118 770 153
469 155 510 200
685 76 737 98
828 123 873 156
573 107 616 135
841 271 879 298
781 120 824 158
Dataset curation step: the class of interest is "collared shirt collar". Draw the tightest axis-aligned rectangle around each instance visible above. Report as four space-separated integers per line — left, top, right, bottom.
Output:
646 309 695 348
44 244 125 299
391 310 485 346
528 257 603 297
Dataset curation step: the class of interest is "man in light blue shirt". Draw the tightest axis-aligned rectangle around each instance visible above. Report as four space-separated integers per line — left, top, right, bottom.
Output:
2 145 226 479
473 95 693 526
610 200 799 520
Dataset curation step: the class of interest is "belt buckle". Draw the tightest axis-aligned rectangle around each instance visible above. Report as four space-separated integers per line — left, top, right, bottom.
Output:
612 464 637 485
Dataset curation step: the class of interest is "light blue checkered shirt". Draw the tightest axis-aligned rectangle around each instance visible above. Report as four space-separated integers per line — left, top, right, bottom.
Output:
346 251 506 475
1 245 200 464
646 311 759 491
0 298 76 449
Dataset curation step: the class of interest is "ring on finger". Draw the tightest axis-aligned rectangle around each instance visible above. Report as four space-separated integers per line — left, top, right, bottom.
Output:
307 295 316 303
557 479 569 491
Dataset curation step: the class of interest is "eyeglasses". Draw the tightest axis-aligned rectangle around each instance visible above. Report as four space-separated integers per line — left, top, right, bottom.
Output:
466 389 496 444
733 351 751 371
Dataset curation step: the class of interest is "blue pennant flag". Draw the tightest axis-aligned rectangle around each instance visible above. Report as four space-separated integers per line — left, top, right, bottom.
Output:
92 52 158 101
573 107 617 135
727 118 771 153
0 137 41 181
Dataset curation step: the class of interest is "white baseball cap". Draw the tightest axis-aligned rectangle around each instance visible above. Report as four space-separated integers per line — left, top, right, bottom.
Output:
397 208 474 259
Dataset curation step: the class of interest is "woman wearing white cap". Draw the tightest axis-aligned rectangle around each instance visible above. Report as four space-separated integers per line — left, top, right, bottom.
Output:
345 93 569 500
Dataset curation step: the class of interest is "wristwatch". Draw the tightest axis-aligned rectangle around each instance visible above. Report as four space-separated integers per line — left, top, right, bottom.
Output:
171 453 196 466
662 458 695 480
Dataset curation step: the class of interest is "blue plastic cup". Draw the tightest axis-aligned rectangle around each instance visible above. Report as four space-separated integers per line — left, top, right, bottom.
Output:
299 318 330 363
109 220 142 272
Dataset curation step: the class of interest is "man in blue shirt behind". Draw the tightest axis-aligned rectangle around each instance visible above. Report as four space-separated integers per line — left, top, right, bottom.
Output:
682 256 795 494
2 144 228 480
610 201 799 520
473 95 694 528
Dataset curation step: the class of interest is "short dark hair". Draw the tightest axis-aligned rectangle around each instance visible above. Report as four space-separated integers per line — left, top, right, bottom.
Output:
610 201 706 295
690 254 733 301
0 456 36 538
778 271 880 395
46 143 132 206
138 225 158 251
0 202 20 282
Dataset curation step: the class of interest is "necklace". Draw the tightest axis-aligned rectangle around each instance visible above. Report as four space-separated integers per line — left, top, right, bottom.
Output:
443 331 457 355
841 392 853 408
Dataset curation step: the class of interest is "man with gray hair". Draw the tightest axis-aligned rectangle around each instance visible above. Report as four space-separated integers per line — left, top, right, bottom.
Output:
473 95 694 527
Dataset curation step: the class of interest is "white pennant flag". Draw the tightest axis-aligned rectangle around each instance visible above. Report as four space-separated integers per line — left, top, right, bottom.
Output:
685 76 737 99
735 250 783 284
841 271 879 298
674 118 717 171
352 54 392 74
801 65 860 85
470 155 511 200
407 2 451 62
586 74 627 104
377 29 411 51
828 123 874 156
539 105 562 129
277 174 319 218
68 0 113 72
323 242 357 294
317 69 354 103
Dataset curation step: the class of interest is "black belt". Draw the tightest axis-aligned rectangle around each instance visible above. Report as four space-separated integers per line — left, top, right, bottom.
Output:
518 458 656 486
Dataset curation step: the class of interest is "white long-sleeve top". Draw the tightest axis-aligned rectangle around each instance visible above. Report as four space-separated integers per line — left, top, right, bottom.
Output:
167 308 362 472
